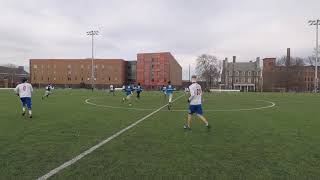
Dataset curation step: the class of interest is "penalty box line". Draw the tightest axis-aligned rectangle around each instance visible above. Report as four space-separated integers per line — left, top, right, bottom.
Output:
37 94 185 180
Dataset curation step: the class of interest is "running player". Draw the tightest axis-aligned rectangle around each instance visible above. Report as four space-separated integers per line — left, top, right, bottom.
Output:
14 78 33 118
42 84 53 99
122 85 133 106
166 81 174 110
184 75 210 130
161 85 167 99
136 83 143 99
110 84 115 96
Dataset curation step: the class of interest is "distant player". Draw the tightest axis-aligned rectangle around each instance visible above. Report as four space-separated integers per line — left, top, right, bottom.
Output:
166 81 174 110
122 85 133 106
184 75 210 130
14 78 33 118
135 83 143 99
42 84 53 99
161 85 167 99
110 84 115 96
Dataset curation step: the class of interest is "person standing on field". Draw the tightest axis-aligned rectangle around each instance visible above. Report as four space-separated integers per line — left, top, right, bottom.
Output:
14 78 33 118
184 75 210 130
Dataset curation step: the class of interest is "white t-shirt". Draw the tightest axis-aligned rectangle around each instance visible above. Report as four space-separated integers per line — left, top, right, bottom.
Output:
14 83 33 98
188 82 202 105
110 85 114 90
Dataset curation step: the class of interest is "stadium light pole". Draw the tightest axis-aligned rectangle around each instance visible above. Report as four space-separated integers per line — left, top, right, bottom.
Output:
309 19 320 92
86 30 99 90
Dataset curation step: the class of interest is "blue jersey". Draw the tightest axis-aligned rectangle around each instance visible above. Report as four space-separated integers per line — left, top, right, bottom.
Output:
125 86 133 95
166 85 174 94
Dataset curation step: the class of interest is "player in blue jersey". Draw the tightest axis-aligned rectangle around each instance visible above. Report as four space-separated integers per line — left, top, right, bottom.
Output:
122 85 134 106
166 81 174 110
135 83 143 99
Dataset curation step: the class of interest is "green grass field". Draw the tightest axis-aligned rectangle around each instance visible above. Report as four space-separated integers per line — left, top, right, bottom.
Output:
1 89 320 179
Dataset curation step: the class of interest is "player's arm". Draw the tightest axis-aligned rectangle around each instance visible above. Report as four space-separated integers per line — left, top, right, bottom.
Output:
188 87 195 103
14 85 19 96
30 85 33 93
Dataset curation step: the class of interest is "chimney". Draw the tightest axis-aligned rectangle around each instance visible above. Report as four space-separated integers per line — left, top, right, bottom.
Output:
233 56 236 63
223 57 228 69
286 48 291 66
256 57 261 68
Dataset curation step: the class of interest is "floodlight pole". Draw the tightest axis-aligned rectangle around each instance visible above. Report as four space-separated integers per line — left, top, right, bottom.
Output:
309 19 320 92
87 30 99 90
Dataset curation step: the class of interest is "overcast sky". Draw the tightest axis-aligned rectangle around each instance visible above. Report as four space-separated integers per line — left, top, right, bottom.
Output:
0 0 319 79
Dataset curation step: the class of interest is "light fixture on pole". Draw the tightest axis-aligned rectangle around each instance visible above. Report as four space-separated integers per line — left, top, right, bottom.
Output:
86 30 99 90
308 19 320 93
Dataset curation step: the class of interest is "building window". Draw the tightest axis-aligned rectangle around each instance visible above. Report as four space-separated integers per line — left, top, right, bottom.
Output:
68 65 71 68
34 65 38 69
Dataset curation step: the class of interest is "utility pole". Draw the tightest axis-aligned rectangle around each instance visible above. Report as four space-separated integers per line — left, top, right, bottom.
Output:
86 30 99 91
309 19 320 92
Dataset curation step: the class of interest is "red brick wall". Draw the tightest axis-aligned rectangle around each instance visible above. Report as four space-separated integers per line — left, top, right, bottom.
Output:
137 52 182 88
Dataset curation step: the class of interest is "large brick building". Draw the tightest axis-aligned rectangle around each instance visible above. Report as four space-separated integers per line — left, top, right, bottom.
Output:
263 58 319 92
30 59 126 88
136 52 182 89
221 56 262 91
30 52 183 89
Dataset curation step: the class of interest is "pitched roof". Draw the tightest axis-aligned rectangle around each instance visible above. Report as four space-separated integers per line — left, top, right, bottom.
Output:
226 62 259 71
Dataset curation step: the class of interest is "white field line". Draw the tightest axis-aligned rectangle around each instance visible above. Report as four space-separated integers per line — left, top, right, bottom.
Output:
86 99 276 112
36 94 185 180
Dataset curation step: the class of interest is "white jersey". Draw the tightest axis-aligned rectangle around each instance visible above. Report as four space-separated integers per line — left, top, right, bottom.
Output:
14 83 33 98
110 85 114 90
188 83 202 105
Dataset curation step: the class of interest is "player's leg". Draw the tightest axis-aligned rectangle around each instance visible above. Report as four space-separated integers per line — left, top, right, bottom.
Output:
21 98 26 116
167 93 173 110
196 105 209 128
26 97 32 118
126 94 132 106
184 105 194 130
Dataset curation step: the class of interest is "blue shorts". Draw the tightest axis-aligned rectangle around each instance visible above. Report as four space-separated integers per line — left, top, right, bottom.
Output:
20 97 32 109
189 105 203 115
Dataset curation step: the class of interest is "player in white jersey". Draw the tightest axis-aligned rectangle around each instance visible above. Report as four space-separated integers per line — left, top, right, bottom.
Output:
109 84 115 96
14 78 33 118
184 75 210 130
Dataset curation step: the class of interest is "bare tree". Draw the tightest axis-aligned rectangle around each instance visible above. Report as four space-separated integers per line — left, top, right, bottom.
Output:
276 56 305 66
195 54 222 89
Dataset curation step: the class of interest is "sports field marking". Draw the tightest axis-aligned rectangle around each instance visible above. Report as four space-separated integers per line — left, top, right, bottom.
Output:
85 99 276 112
36 94 185 180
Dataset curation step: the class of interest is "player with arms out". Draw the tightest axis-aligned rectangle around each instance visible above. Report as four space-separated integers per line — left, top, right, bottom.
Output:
42 84 53 99
184 75 210 130
122 84 134 106
166 81 174 110
14 78 33 118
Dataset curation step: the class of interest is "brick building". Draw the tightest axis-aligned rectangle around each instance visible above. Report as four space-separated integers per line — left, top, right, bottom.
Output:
0 66 29 88
221 56 262 91
136 52 182 89
263 57 319 92
30 59 126 88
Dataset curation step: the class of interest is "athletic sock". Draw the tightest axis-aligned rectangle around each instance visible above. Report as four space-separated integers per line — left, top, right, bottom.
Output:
28 110 32 116
205 122 209 126
22 107 26 112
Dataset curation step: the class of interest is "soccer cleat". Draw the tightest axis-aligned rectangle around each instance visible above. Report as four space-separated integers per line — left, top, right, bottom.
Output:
29 115 32 119
183 125 191 130
22 112 26 116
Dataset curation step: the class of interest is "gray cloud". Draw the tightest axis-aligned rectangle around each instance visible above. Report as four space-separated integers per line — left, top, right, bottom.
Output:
0 0 319 79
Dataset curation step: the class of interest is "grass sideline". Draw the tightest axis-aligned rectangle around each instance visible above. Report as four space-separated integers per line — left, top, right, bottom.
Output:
0 89 320 179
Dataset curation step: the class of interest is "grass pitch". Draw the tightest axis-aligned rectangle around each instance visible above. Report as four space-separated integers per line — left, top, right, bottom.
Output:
0 89 320 179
